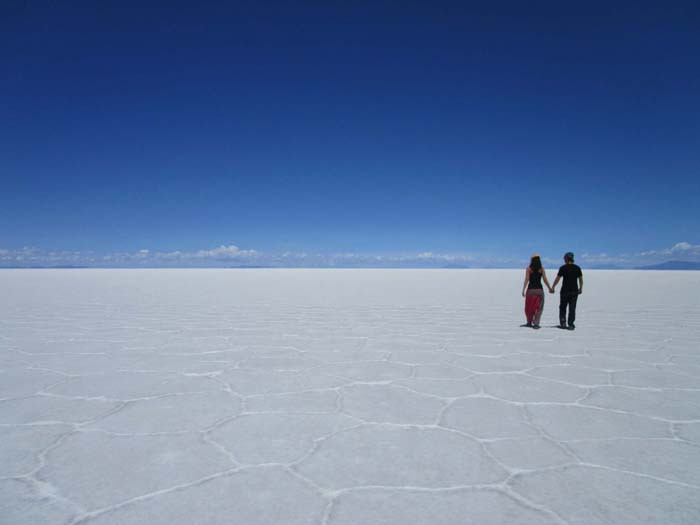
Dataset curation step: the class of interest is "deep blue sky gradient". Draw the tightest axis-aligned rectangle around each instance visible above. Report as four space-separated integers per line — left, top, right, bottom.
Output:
3 1 699 264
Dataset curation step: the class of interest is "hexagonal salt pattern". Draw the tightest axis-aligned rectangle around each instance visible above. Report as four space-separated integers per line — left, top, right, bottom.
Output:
85 391 242 433
0 424 72 477
295 424 508 489
1 269 699 524
0 395 122 425
442 397 539 438
0 368 68 400
39 431 236 511
582 385 700 421
209 413 360 464
85 467 327 525
0 478 77 525
568 439 700 486
340 384 445 424
328 488 560 524
525 404 671 440
511 465 700 524
244 389 339 413
483 437 573 471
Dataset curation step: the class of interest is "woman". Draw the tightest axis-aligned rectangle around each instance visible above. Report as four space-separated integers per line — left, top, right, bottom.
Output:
521 254 553 329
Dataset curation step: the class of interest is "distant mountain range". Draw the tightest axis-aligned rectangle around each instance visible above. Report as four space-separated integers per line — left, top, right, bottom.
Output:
635 261 700 270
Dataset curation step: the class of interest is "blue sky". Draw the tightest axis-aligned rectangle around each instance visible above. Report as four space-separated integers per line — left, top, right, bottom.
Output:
2 1 699 267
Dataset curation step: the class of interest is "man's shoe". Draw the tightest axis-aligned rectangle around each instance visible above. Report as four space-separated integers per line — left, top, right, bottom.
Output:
532 324 540 329
559 322 567 329
568 324 575 330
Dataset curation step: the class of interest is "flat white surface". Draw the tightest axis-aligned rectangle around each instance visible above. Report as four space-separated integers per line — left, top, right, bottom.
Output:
1 269 699 524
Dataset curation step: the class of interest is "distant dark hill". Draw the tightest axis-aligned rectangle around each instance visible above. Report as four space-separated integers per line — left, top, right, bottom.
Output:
635 261 700 270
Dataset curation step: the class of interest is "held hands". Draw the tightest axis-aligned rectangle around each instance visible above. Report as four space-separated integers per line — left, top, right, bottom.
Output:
548 287 555 294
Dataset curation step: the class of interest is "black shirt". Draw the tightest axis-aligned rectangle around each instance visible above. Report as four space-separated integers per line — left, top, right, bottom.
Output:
528 268 543 289
558 264 582 294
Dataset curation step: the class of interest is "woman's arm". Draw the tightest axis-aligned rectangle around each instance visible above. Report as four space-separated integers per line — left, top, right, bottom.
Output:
522 268 530 297
541 269 553 293
551 274 561 293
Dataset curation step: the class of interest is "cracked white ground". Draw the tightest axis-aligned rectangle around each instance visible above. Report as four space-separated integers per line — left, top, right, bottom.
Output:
1 269 699 524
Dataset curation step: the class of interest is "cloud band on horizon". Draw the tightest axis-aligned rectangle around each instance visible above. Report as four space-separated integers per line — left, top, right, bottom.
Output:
2 242 700 269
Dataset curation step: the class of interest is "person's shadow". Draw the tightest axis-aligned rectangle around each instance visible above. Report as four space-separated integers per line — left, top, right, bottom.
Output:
519 324 541 329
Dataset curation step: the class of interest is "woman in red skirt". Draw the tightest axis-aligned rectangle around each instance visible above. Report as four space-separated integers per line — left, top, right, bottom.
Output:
521 254 554 329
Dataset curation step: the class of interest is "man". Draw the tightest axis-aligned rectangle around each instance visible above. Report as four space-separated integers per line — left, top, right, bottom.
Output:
550 252 583 330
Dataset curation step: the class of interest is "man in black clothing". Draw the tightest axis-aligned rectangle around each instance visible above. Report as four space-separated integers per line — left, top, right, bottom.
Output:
550 252 583 330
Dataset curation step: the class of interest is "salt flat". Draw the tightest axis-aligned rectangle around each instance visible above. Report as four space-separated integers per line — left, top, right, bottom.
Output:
1 269 699 524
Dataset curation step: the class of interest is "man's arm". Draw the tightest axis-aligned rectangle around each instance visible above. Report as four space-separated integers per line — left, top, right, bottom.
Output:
578 275 583 294
551 275 561 293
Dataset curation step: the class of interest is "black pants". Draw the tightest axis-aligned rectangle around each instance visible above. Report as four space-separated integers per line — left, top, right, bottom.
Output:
559 292 578 326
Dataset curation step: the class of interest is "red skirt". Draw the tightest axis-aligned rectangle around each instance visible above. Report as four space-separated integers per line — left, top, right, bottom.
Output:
525 290 543 324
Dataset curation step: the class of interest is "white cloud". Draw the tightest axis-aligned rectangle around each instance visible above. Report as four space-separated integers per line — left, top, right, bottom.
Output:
192 245 257 259
0 244 260 266
159 250 184 260
636 241 700 258
0 247 42 262
670 242 696 252
2 241 699 268
0 246 483 267
578 241 700 267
